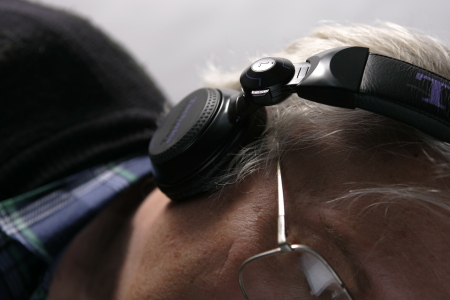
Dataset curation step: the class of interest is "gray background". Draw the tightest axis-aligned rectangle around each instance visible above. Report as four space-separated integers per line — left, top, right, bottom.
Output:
32 0 450 103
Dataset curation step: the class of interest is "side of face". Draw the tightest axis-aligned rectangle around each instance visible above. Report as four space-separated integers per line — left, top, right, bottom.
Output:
122 171 279 300
121 131 450 300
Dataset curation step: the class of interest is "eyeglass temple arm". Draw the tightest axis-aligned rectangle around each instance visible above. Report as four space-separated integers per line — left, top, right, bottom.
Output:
277 157 291 252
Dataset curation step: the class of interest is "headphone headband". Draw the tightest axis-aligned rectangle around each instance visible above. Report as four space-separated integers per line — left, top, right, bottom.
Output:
240 46 450 142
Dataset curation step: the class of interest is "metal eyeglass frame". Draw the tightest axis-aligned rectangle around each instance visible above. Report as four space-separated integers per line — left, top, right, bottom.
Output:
237 156 354 299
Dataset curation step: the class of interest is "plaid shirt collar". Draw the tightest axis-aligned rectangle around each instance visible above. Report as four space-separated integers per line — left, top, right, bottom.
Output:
0 156 153 300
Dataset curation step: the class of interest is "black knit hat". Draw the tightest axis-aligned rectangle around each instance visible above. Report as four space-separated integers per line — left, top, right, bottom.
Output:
0 0 167 199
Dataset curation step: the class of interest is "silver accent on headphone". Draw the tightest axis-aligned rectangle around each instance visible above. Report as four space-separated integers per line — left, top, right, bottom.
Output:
251 89 270 96
287 62 311 86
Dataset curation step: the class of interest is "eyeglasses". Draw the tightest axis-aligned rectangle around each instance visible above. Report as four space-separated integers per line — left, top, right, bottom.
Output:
238 157 353 300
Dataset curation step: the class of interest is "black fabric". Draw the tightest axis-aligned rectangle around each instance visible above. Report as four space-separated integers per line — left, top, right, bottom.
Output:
358 53 450 142
0 0 168 199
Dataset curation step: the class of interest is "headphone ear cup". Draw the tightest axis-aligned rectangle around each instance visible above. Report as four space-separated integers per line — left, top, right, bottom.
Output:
149 88 266 201
168 107 267 200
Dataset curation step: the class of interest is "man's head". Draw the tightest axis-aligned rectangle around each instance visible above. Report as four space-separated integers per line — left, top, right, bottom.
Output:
50 22 450 299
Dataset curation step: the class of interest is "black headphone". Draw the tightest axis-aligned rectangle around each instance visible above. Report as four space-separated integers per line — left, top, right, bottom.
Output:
149 46 450 201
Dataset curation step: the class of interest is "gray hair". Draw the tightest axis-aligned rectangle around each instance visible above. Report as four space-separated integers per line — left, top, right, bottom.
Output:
204 22 450 217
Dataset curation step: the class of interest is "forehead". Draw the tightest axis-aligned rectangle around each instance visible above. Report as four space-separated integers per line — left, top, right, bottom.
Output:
273 131 450 297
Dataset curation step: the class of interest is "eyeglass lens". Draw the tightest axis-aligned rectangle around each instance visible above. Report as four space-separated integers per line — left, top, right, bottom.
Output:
239 247 352 300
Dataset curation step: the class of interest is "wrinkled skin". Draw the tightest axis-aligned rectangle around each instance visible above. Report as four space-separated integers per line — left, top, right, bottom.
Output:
49 142 450 300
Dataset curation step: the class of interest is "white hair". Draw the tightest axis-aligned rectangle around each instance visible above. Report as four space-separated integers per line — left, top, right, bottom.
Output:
204 22 450 217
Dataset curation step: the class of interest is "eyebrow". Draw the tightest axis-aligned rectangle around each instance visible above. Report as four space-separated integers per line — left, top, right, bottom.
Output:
319 214 373 294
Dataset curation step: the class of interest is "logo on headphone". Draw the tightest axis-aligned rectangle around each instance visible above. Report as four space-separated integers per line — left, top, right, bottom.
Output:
165 97 197 144
416 72 448 109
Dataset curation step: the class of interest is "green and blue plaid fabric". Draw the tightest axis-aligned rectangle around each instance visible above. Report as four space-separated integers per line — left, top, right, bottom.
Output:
0 156 152 300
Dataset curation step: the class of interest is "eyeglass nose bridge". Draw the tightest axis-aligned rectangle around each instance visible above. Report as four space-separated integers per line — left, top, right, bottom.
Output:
279 241 292 253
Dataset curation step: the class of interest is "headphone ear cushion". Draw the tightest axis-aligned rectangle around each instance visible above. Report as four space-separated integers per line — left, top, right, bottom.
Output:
149 88 267 201
166 107 267 200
